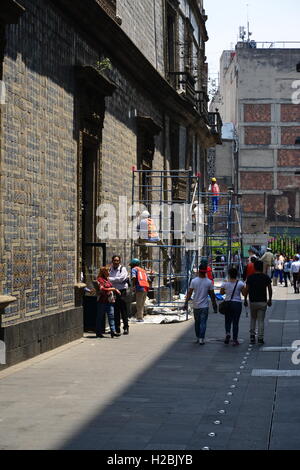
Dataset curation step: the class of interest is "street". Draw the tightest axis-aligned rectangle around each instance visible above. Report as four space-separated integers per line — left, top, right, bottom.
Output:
0 284 299 451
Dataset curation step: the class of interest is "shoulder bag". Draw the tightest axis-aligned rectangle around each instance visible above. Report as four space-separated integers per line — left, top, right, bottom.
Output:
219 281 239 315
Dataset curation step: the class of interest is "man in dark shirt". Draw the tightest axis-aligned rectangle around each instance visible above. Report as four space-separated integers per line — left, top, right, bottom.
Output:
244 260 272 345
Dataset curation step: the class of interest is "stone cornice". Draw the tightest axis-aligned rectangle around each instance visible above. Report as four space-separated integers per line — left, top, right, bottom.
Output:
0 295 17 313
75 66 117 96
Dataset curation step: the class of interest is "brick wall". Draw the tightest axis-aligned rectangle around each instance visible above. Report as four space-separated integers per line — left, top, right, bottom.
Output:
278 149 300 167
240 172 273 190
277 174 300 190
117 0 165 76
244 126 271 145
281 126 300 145
281 104 300 122
242 194 265 213
244 104 271 122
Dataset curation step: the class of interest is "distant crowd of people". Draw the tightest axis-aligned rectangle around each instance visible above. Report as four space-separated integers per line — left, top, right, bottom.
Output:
246 248 300 293
184 246 300 347
88 246 299 345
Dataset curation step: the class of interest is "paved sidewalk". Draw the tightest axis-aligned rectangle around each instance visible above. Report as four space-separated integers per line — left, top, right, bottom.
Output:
0 285 299 450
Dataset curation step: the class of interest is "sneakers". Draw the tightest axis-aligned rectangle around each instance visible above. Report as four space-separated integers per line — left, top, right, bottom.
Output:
224 334 231 345
123 329 129 335
250 335 256 344
199 338 205 345
232 340 240 346
258 338 264 344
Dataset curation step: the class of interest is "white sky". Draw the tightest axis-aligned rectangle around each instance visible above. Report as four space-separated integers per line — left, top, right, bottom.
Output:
205 0 300 80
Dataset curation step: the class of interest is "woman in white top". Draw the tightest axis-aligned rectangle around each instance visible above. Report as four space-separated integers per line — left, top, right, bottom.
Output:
220 267 246 346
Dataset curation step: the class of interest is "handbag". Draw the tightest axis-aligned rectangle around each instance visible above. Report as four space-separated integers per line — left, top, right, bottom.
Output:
219 281 239 315
107 291 116 303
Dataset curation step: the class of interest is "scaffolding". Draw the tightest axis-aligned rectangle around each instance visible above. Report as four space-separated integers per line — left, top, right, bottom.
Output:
130 169 243 312
203 191 244 281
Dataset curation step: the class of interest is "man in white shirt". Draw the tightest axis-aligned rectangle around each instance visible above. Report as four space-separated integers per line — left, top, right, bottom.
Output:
109 255 129 334
291 255 300 294
184 263 217 345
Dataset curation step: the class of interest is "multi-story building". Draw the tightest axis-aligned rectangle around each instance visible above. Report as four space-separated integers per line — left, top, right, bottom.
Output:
211 41 300 241
0 0 221 368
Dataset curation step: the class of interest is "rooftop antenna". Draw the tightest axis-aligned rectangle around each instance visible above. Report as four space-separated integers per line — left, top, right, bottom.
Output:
246 3 252 42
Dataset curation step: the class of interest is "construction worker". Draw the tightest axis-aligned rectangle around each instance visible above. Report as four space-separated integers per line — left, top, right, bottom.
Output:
139 210 159 241
209 177 220 213
138 210 170 262
130 258 150 322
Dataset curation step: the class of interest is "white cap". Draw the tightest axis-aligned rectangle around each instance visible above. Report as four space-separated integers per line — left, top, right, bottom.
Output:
141 210 150 218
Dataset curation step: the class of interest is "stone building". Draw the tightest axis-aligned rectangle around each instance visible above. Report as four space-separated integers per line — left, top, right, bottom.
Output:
211 42 300 238
0 0 221 367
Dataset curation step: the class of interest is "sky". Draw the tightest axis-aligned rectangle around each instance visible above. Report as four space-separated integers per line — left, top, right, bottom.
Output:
205 0 300 84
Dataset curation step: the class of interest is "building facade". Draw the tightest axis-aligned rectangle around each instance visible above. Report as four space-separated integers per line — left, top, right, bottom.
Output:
211 42 300 239
0 0 221 368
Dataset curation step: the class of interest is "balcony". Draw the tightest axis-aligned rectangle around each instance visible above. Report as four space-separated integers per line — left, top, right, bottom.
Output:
208 111 223 143
168 69 197 104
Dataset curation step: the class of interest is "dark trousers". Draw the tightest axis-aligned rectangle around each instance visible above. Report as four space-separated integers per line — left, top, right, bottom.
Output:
224 301 242 341
293 273 299 293
283 271 291 287
114 290 129 332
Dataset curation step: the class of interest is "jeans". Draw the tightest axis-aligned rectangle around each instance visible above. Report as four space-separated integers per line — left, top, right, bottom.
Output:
274 269 283 283
114 290 129 332
212 196 219 213
194 308 209 339
96 303 116 335
250 302 267 340
224 301 242 341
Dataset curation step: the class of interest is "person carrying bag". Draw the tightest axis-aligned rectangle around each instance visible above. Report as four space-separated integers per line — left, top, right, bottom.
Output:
219 268 246 346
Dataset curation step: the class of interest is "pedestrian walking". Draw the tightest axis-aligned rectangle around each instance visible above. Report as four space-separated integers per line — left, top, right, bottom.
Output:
283 256 292 288
109 255 130 335
220 267 246 346
243 260 272 345
130 258 150 322
260 247 274 276
95 267 120 338
242 256 257 281
273 253 284 286
200 257 214 284
291 255 300 293
184 262 218 345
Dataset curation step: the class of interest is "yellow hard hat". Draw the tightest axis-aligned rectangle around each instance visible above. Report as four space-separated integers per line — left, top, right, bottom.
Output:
211 177 217 182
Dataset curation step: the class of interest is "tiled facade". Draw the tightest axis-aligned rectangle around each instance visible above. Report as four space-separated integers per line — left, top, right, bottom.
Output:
0 0 220 367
